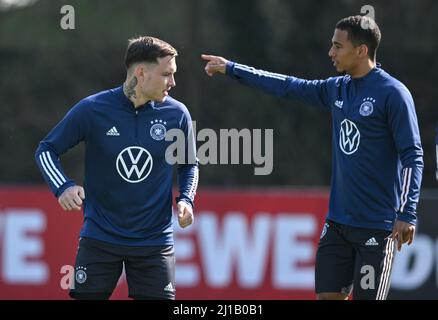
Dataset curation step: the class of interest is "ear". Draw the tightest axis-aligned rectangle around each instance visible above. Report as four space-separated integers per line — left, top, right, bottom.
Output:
134 64 145 79
137 63 154 79
358 44 369 58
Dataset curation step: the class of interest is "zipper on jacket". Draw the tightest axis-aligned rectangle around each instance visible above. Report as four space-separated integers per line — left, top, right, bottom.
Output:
135 110 139 139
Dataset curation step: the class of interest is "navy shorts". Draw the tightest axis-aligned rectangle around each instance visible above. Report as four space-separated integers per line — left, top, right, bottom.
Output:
69 237 175 300
315 219 396 300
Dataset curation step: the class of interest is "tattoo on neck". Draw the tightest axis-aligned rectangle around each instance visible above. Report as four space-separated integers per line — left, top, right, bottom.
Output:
123 77 138 100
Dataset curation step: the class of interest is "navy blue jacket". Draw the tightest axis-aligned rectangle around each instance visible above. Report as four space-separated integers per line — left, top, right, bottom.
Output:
227 62 423 231
35 86 199 245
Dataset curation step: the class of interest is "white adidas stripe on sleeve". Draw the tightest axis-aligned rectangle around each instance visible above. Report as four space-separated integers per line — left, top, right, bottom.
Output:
188 166 199 201
39 153 60 188
399 167 412 213
44 151 66 184
237 64 288 81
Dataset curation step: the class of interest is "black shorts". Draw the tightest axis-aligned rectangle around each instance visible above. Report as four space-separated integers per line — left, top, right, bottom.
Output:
315 219 396 300
69 237 175 300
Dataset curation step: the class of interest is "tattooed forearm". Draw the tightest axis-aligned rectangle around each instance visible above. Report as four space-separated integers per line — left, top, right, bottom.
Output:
123 76 138 100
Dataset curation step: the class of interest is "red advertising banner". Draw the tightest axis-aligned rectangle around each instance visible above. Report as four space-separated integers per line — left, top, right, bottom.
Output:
0 187 329 300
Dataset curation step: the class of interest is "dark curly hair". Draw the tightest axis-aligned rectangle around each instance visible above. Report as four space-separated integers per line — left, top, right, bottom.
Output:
336 15 381 60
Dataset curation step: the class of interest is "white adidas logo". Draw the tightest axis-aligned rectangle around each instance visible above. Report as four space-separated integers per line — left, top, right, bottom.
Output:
334 100 343 109
164 282 175 292
365 237 379 246
106 126 120 136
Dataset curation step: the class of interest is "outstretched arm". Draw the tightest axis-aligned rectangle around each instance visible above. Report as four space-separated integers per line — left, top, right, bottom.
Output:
201 54 333 110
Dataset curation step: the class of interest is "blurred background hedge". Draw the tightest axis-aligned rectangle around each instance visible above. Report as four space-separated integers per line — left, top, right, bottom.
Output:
1 0 437 188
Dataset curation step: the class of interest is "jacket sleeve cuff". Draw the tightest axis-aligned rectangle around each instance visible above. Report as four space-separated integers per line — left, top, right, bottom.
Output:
396 211 417 226
175 196 194 209
55 181 76 198
225 61 235 76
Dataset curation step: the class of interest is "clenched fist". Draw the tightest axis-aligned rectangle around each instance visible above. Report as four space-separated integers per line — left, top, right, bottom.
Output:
58 185 85 211
177 201 194 228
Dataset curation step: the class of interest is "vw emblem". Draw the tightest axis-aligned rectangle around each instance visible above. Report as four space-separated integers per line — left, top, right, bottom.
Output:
339 119 360 155
116 146 153 183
